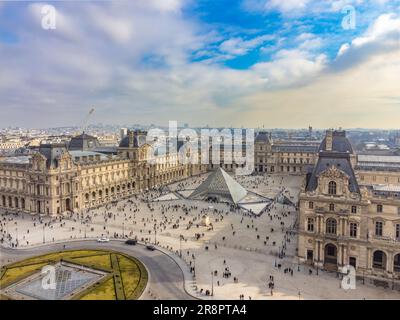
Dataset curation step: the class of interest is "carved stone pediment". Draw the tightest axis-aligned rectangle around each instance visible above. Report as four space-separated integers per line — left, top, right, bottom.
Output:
318 165 348 180
30 152 47 171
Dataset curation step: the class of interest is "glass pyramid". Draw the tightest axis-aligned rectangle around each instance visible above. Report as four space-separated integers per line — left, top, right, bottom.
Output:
189 167 247 204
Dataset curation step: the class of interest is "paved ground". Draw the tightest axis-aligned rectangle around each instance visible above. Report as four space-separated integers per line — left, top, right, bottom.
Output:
1 173 400 300
0 240 193 300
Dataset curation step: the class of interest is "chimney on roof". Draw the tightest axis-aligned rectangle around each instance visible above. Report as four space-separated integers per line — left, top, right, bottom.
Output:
326 130 333 151
128 130 134 148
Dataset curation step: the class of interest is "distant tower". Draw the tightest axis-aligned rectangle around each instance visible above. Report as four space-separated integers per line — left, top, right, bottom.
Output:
395 131 400 147
120 128 128 140
308 126 313 139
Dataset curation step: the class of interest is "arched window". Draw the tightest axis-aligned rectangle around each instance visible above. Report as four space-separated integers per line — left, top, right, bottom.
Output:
394 254 400 273
326 218 337 235
328 181 337 195
372 250 387 269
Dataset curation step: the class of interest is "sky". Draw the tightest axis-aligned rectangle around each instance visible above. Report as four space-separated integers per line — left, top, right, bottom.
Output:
0 0 399 129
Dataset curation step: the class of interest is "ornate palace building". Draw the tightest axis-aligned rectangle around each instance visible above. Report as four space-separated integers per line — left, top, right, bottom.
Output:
298 130 400 281
0 130 207 215
254 132 319 175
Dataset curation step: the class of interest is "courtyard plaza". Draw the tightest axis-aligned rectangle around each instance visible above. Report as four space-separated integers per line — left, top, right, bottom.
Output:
1 173 399 300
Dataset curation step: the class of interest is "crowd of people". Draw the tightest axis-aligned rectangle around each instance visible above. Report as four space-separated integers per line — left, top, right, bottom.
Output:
1 172 303 299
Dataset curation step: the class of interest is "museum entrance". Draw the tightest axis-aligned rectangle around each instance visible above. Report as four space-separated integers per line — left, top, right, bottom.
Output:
306 250 314 264
66 198 71 212
324 243 338 271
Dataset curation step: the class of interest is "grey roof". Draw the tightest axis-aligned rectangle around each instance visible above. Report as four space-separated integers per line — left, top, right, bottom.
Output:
119 130 147 148
272 145 318 153
69 150 111 161
0 155 31 165
318 131 354 154
189 167 247 204
356 154 400 172
306 152 360 194
69 133 100 151
39 144 68 168
357 154 400 163
255 132 271 143
93 146 118 155
366 184 400 198
372 184 400 192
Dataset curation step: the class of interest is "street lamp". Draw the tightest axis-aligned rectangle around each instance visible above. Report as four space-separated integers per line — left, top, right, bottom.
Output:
193 255 196 278
43 224 45 244
211 271 214 296
179 235 183 258
154 224 157 245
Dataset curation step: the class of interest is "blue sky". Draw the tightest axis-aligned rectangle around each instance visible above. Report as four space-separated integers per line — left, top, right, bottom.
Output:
0 0 399 128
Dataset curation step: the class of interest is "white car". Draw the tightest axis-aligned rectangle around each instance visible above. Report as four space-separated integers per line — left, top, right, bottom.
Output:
97 237 110 243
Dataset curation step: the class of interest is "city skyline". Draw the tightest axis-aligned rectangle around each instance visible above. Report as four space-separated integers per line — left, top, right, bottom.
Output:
0 1 399 128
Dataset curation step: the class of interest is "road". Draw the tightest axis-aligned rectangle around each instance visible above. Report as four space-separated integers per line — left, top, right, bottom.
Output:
0 240 193 300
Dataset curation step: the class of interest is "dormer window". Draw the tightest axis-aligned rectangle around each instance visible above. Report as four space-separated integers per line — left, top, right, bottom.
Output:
328 181 337 195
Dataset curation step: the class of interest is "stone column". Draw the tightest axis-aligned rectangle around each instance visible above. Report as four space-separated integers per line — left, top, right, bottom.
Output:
387 251 394 273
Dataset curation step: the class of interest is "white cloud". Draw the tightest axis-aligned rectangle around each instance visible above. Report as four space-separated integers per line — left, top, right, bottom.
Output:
1 2 399 128
334 13 400 69
265 0 311 13
219 34 274 56
296 33 323 50
251 49 327 88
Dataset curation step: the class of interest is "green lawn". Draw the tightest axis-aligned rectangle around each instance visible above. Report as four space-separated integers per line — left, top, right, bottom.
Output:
0 249 147 300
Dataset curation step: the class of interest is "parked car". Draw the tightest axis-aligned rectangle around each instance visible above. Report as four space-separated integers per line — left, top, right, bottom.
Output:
97 237 110 243
146 245 155 251
125 239 137 245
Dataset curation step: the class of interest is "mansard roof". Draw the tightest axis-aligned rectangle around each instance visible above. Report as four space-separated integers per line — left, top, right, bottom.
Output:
69 133 100 151
305 152 360 194
318 130 354 154
255 132 272 144
119 130 147 148
38 143 68 168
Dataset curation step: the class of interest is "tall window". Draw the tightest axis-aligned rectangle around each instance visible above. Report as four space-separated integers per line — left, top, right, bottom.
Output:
307 218 314 232
328 181 337 195
351 206 357 214
329 203 335 212
309 201 314 209
350 223 357 238
373 250 386 269
377 204 383 213
375 221 383 236
326 218 337 235
396 224 400 240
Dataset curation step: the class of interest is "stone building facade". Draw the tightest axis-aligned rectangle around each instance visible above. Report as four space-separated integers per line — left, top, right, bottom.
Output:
298 130 400 281
254 132 319 175
0 130 207 216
